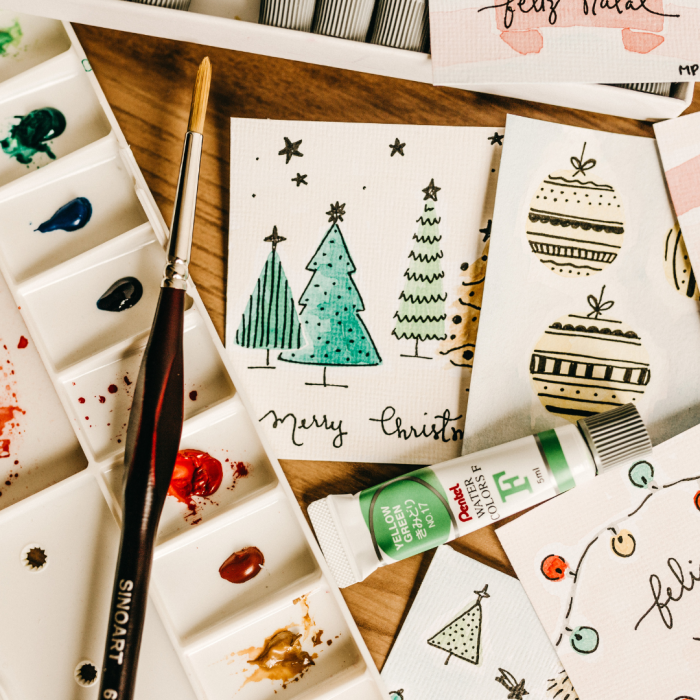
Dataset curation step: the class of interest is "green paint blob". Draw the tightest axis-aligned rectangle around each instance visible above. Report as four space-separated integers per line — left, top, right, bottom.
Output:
0 19 22 56
1 107 66 165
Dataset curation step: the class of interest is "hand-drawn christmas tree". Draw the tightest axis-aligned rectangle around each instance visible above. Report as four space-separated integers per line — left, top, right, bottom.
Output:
278 202 381 387
393 179 447 359
439 240 490 368
235 227 304 368
427 585 489 665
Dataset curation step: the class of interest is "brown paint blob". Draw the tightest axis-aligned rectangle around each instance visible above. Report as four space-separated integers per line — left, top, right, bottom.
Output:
17 336 28 349
245 630 315 687
311 630 323 647
219 546 265 584
123 375 132 385
189 390 198 401
108 384 118 394
326 639 332 646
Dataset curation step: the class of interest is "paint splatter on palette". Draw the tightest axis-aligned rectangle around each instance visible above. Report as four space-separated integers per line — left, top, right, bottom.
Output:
0 12 383 700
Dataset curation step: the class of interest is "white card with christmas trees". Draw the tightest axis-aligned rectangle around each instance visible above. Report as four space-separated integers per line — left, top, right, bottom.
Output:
497 423 700 700
462 114 700 458
381 545 575 700
226 119 502 463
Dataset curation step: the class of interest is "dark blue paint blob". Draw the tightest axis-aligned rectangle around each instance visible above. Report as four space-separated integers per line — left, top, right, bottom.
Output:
97 277 143 312
36 197 92 233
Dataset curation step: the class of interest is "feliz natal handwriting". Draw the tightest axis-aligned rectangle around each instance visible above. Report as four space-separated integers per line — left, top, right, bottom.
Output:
477 0 680 31
635 557 700 631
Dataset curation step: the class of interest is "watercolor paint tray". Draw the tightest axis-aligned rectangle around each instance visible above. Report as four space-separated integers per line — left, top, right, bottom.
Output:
1 0 695 122
0 12 385 700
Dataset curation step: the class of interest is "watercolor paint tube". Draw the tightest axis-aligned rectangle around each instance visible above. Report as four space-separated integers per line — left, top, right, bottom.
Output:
312 0 376 42
309 403 651 588
369 0 429 52
259 0 316 31
125 0 192 9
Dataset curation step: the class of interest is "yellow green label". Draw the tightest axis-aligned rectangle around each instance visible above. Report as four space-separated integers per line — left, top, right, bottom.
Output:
359 468 455 561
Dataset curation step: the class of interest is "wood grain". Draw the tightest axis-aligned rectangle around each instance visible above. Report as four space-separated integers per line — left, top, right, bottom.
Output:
72 22 700 671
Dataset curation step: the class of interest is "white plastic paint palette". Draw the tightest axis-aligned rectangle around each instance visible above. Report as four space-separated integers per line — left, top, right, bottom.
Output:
0 12 384 700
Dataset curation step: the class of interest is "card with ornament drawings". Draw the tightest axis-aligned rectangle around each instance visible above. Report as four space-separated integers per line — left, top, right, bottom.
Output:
381 545 576 700
226 120 502 463
428 0 700 85
461 115 700 458
497 423 700 700
655 110 700 295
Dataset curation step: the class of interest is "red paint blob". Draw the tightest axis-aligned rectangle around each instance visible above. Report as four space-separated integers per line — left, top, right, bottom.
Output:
694 491 700 512
108 384 118 394
541 554 569 581
168 449 223 515
233 461 249 478
78 397 86 404
219 546 265 584
99 396 106 404
189 390 198 401
17 336 28 349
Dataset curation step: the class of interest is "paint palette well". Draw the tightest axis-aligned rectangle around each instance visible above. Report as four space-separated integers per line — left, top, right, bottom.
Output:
0 12 383 700
0 135 147 283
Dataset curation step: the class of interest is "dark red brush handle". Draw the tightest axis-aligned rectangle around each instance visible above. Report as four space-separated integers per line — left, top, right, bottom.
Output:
99 286 185 700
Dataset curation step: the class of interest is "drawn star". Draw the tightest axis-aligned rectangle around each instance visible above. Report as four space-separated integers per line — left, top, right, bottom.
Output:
291 173 308 186
480 219 492 242
278 137 303 164
488 132 504 146
422 178 441 202
326 201 346 224
389 138 406 157
264 226 286 251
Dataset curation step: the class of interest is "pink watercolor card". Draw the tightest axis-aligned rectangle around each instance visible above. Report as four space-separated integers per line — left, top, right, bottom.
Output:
462 115 700 457
429 0 700 84
497 423 700 700
381 545 579 700
226 120 503 463
654 111 700 286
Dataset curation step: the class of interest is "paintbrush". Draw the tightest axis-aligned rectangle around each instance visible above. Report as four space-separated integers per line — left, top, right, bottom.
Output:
98 57 211 700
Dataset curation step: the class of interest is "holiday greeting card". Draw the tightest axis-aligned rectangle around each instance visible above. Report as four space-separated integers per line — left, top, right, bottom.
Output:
655 110 700 293
429 0 700 85
226 120 502 463
381 546 576 700
497 423 700 700
462 115 700 457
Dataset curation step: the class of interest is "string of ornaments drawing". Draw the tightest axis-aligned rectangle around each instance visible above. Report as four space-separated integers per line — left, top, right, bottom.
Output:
538 458 700 700
526 143 625 278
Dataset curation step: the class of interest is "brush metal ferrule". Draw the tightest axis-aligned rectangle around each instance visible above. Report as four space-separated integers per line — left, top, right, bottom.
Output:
163 130 203 290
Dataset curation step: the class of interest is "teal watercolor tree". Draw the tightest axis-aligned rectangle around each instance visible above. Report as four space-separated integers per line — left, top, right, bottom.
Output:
393 179 447 359
279 202 381 387
235 227 304 368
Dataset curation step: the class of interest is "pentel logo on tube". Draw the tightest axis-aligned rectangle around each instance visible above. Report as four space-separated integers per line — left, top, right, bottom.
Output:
449 483 473 522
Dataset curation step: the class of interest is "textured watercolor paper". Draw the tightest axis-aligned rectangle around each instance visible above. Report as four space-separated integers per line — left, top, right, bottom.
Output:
381 545 577 700
462 115 700 457
226 119 502 463
429 0 700 85
655 110 700 291
497 424 700 700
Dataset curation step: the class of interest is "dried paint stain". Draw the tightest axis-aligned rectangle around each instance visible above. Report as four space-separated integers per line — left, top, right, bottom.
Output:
1 108 66 165
0 19 22 56
0 337 27 497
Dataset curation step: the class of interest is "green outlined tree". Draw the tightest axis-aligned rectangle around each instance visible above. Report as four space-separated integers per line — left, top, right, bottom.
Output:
279 202 381 387
393 179 447 359
235 227 304 368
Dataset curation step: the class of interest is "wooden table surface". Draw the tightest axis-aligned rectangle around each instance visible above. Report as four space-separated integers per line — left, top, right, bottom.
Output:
72 23 700 672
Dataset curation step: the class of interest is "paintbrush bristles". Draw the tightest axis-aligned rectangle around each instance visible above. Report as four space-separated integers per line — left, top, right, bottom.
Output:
187 57 211 135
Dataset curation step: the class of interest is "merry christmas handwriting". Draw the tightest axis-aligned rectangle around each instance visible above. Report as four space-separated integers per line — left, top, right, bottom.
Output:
260 410 347 449
478 0 680 30
635 557 700 631
369 406 464 443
